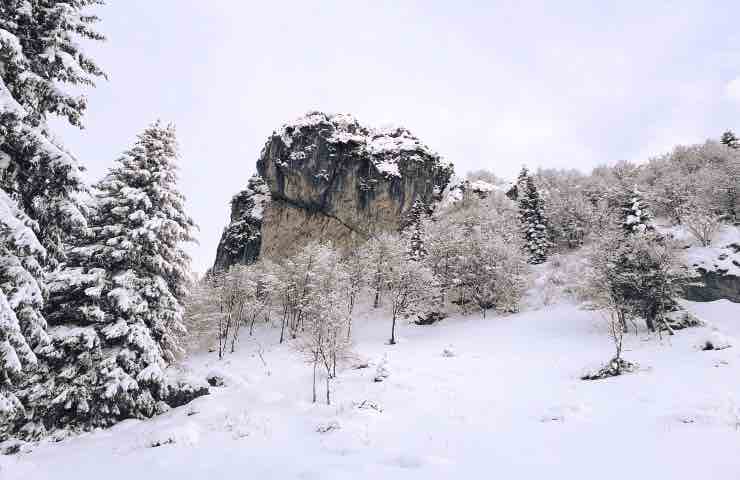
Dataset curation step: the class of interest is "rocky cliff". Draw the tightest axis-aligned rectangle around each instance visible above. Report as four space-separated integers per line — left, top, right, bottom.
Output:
683 242 740 303
214 112 453 270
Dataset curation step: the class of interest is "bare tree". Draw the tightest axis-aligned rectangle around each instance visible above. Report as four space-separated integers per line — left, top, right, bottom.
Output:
292 242 352 404
382 236 436 344
365 233 395 309
683 209 721 247
339 243 368 340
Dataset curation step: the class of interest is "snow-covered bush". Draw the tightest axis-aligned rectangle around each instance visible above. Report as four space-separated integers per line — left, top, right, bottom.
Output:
374 355 390 382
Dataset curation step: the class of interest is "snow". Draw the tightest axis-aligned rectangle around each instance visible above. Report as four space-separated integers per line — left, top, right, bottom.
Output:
4 298 740 479
276 112 445 179
682 225 740 276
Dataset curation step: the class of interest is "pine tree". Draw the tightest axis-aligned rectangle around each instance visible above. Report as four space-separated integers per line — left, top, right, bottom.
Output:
0 0 107 127
0 0 106 261
41 122 202 431
516 167 551 264
401 199 430 260
720 130 739 149
0 189 47 440
620 189 653 235
0 1 105 439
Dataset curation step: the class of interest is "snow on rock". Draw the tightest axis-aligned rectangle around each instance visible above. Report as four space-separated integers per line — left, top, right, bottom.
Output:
226 110 453 267
276 112 448 179
213 175 270 271
681 225 740 303
438 175 512 211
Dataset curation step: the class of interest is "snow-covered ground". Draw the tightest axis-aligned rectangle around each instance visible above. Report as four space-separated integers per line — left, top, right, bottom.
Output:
3 300 740 479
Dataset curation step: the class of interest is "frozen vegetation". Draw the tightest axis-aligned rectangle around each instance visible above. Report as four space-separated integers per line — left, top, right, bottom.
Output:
2 3 740 479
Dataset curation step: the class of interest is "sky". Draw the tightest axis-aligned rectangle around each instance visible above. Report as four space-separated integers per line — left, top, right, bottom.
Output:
51 0 740 273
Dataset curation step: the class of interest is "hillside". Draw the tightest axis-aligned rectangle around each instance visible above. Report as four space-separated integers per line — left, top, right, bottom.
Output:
3 294 739 479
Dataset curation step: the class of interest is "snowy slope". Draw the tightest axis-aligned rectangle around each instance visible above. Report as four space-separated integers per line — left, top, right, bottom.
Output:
3 300 740 479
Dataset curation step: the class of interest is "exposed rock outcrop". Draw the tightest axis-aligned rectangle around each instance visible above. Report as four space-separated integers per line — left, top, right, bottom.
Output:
214 112 453 269
683 243 740 303
213 176 269 271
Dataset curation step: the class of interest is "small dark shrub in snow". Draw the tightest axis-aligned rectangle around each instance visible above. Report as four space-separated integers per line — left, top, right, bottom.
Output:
581 358 637 381
415 311 446 325
354 400 383 413
149 438 176 448
163 377 210 408
206 373 226 387
0 440 24 456
442 346 456 357
316 420 341 433
699 331 732 351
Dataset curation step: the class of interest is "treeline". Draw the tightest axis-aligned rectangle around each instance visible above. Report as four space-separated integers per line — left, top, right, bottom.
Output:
532 133 740 251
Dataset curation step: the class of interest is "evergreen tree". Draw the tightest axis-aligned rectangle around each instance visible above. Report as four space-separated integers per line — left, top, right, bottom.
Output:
401 199 430 260
720 130 739 149
0 0 107 127
0 0 106 261
0 1 105 439
0 188 47 440
516 167 551 264
41 122 201 431
620 190 653 235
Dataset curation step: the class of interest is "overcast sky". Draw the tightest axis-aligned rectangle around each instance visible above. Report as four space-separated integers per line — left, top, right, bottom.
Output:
52 0 740 273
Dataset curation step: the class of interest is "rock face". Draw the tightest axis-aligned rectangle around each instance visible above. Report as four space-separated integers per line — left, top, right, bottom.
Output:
682 243 740 303
213 176 269 271
214 112 453 270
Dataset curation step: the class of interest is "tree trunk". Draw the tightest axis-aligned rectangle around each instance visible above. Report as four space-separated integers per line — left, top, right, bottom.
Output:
312 357 317 403
326 375 330 405
230 321 240 353
250 313 257 336
280 305 288 343
645 314 655 332
390 313 397 345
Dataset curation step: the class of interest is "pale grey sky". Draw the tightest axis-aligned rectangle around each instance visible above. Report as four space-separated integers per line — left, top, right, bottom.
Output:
52 1 740 273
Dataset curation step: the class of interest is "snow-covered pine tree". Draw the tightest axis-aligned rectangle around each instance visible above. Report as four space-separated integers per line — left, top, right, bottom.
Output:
1 0 106 439
42 122 203 432
516 167 551 264
0 188 48 441
720 130 739 149
620 189 653 235
401 199 430 260
0 0 105 261
0 0 106 127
